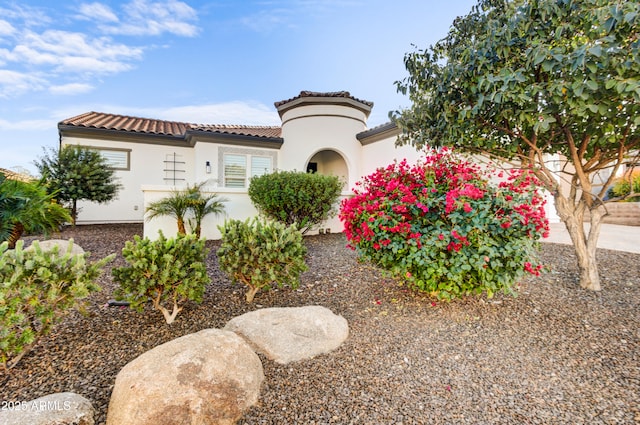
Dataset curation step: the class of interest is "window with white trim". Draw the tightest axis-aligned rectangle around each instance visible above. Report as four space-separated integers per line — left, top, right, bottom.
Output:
223 153 273 188
94 148 130 170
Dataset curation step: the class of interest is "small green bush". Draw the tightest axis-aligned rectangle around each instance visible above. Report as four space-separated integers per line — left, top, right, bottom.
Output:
248 170 342 233
0 240 114 370
607 170 640 201
217 218 308 303
112 232 210 324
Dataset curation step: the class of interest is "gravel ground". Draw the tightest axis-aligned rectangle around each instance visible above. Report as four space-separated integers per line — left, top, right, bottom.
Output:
1 223 639 425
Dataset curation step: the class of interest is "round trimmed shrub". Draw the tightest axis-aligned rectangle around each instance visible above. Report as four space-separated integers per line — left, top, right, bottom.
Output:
248 170 342 233
339 149 549 300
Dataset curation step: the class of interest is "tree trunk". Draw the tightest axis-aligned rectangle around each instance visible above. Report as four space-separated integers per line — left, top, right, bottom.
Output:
177 218 186 235
71 200 77 227
554 194 604 291
153 295 182 324
245 286 259 303
7 222 24 249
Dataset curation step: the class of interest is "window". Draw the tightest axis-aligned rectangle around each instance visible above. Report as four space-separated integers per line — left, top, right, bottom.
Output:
94 148 130 170
251 156 271 178
223 153 273 188
224 154 247 188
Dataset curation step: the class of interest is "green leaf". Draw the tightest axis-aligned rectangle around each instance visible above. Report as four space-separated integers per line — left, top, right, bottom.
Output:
588 45 602 57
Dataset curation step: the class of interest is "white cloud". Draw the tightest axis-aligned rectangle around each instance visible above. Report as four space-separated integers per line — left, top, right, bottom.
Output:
0 19 15 36
49 83 95 96
78 3 119 23
0 4 52 29
0 70 47 98
8 30 143 75
101 0 199 37
0 117 54 131
239 9 295 33
0 1 196 99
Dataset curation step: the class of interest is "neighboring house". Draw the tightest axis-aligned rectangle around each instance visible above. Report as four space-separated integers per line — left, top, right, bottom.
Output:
58 91 424 239
0 167 34 182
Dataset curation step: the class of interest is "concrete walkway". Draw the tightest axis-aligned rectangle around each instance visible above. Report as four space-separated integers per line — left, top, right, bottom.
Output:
543 222 640 254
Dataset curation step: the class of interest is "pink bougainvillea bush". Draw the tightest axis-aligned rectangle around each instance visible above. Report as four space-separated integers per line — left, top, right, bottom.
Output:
339 148 549 300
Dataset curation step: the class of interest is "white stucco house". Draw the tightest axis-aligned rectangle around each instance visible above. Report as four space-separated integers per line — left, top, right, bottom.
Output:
59 91 426 239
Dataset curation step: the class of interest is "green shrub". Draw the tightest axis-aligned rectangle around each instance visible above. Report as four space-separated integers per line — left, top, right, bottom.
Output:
217 218 308 303
248 170 342 233
112 232 210 324
340 149 549 301
607 170 640 201
0 240 114 370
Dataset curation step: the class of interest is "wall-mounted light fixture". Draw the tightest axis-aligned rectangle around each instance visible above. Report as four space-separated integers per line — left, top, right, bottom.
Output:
205 161 211 174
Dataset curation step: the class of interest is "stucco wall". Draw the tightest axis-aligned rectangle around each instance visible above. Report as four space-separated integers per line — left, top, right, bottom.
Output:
63 138 195 224
360 134 423 178
279 104 368 189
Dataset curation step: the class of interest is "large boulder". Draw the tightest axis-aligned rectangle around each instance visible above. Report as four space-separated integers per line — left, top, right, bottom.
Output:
0 392 95 425
106 329 264 425
224 305 349 364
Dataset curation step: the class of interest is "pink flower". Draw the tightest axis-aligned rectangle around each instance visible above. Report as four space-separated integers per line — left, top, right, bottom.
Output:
438 234 444 240
463 202 472 213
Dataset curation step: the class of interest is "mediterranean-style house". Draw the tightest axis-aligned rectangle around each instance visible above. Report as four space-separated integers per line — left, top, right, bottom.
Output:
58 91 427 239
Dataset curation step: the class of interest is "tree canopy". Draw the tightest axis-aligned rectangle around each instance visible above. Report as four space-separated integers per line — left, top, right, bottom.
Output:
35 145 120 225
392 0 639 291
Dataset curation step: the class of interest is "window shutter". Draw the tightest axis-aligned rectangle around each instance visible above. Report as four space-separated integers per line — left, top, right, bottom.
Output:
224 154 247 188
251 156 272 177
98 149 129 169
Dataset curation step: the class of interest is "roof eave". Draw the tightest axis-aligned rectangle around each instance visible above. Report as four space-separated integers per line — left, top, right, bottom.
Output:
58 125 189 147
356 122 400 145
187 130 283 149
275 96 373 119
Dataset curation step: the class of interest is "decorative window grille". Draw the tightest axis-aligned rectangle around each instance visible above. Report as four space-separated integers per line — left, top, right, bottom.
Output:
163 152 186 185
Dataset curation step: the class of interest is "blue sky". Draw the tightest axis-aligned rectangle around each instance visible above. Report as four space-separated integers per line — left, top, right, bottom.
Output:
0 0 476 175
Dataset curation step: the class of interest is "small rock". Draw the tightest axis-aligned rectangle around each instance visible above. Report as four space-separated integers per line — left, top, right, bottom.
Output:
27 239 85 255
0 392 95 425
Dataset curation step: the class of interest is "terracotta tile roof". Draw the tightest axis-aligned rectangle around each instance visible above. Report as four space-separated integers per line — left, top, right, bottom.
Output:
59 112 283 141
0 167 35 182
356 121 399 139
192 124 282 138
274 90 374 108
59 112 193 137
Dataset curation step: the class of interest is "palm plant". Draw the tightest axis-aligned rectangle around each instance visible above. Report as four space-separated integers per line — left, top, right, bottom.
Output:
145 182 226 237
185 183 227 238
0 173 71 248
145 189 191 235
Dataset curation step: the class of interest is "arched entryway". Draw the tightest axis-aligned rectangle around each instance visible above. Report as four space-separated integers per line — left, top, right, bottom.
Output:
305 150 349 189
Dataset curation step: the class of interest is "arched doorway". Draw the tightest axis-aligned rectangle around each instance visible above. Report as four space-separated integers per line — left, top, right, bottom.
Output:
305 150 348 189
